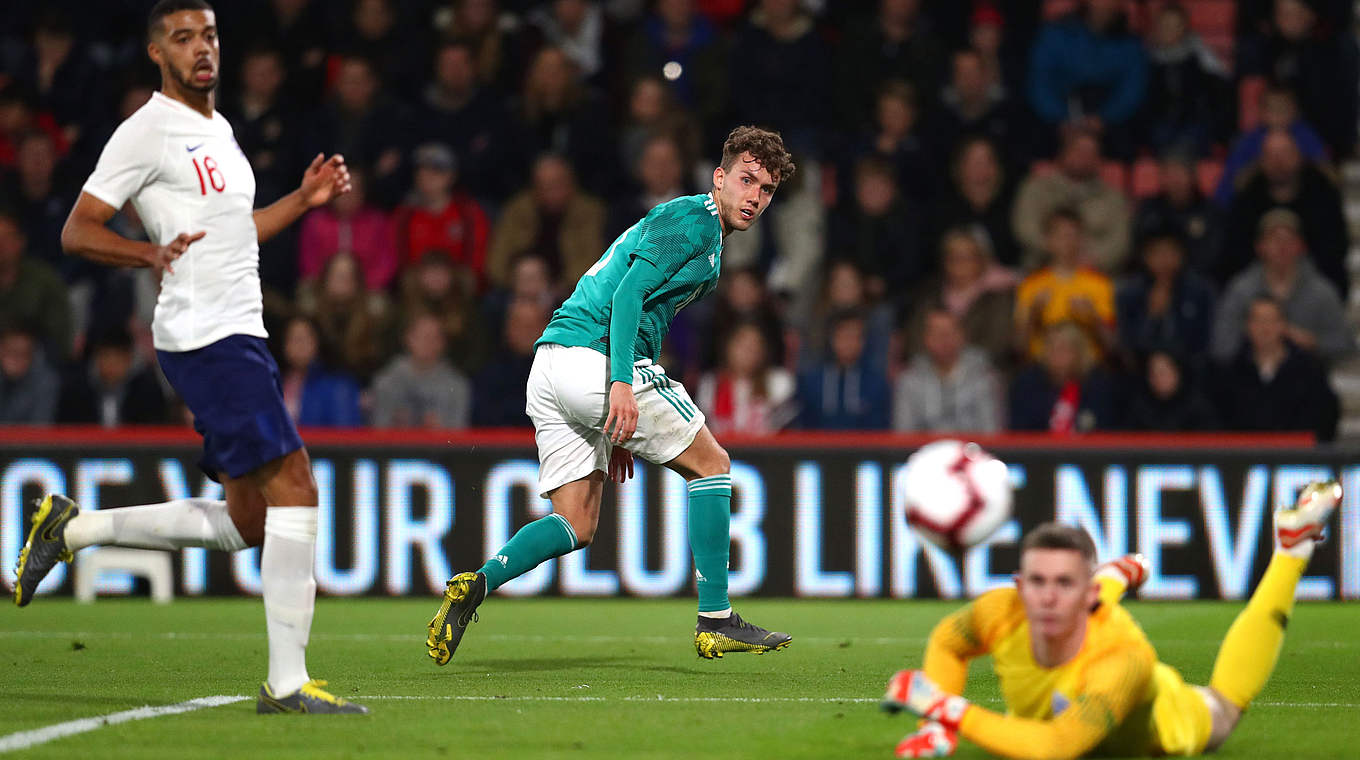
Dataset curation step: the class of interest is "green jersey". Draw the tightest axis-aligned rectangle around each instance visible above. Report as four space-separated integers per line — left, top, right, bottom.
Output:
537 193 723 370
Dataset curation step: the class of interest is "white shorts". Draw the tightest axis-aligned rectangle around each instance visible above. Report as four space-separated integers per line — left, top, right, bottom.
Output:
526 344 705 498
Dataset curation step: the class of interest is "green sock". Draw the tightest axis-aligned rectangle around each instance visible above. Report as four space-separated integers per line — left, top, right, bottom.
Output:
478 513 578 592
687 475 732 613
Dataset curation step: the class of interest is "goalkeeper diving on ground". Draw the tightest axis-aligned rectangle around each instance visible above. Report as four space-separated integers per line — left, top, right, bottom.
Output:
881 480 1341 758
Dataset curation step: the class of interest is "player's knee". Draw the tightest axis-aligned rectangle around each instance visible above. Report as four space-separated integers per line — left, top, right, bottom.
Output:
703 446 731 477
566 514 596 547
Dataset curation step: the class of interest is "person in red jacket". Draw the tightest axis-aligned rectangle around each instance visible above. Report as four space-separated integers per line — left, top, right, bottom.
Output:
395 142 491 286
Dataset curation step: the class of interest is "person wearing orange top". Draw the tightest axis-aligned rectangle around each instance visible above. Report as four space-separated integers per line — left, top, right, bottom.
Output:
882 482 1340 758
1014 208 1116 362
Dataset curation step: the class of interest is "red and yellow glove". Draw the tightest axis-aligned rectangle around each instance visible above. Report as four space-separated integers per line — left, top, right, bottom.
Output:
881 669 970 731
895 721 958 758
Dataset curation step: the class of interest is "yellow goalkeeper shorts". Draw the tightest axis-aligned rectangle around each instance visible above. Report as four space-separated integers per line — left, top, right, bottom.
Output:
1149 663 1213 756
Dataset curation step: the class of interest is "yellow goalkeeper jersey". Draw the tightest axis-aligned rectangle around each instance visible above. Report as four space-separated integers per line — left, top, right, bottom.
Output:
923 583 1212 759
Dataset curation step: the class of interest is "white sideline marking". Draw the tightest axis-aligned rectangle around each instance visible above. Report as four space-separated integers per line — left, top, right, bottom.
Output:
0 695 247 753
0 630 929 646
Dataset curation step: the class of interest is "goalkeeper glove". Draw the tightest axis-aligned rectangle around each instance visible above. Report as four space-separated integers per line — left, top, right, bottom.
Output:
895 721 958 758
881 670 970 731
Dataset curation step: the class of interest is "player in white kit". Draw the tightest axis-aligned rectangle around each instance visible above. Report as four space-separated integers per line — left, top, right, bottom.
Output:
11 0 366 714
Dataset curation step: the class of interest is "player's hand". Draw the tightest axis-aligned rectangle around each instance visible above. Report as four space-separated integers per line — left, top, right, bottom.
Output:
895 722 958 758
149 231 205 275
299 153 352 208
881 670 970 731
608 446 634 483
603 381 639 444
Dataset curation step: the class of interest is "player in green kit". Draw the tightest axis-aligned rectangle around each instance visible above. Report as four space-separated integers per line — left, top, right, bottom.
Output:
426 126 796 663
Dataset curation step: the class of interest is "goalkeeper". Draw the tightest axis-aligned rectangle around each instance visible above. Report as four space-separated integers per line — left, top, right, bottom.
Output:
881 481 1340 759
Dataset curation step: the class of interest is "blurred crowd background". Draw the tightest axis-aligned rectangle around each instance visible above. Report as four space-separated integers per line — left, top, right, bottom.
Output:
1 0 1359 439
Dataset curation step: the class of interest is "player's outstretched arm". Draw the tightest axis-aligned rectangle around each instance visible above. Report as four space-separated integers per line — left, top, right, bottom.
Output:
62 192 200 274
253 153 351 244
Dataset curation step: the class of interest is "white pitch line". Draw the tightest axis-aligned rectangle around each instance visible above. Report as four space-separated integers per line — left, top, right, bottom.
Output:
0 696 247 754
0 630 928 645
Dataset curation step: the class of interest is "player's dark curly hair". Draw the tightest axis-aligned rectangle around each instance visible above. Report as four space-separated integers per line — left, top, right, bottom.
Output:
148 0 214 38
721 126 796 185
1021 522 1098 568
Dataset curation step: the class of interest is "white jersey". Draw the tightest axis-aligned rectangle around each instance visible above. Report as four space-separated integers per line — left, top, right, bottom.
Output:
82 91 266 352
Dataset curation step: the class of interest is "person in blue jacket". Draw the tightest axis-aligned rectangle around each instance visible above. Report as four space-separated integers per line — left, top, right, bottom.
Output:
1027 0 1147 158
278 314 363 427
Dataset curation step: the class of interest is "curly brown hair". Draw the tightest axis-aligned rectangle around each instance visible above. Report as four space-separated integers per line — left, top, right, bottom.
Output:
720 126 796 184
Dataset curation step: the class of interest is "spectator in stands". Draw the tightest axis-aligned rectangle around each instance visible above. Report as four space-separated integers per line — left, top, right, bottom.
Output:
298 168 398 292
795 309 891 430
933 136 1020 268
1215 296 1338 441
827 156 927 301
609 134 690 241
0 209 70 361
2 129 69 273
246 0 329 106
395 143 491 285
224 48 299 207
904 227 1016 369
16 12 97 143
1133 153 1224 276
1125 349 1218 431
847 80 935 204
963 1 1039 99
335 0 428 99
1213 85 1327 208
727 0 829 157
1027 0 1147 158
396 250 485 372
299 252 390 381
56 327 167 426
528 0 606 81
834 0 944 132
932 48 1030 170
312 56 412 206
1211 209 1351 363
1012 129 1131 273
440 0 529 92
275 315 363 428
1138 1 1231 157
487 153 606 290
472 298 547 427
0 324 58 425
1008 321 1118 433
1116 233 1216 360
693 267 786 374
894 308 1002 433
799 260 895 375
616 77 703 183
416 40 514 202
620 0 726 125
371 312 472 428
513 46 614 194
696 320 797 435
1014 208 1117 362
1238 0 1359 157
1220 128 1349 295
0 85 62 171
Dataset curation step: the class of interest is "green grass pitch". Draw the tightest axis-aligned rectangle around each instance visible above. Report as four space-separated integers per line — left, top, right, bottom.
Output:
1 597 1356 758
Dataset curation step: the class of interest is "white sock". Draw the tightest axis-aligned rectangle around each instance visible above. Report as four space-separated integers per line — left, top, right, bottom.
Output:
698 608 732 619
63 499 246 552
262 507 318 697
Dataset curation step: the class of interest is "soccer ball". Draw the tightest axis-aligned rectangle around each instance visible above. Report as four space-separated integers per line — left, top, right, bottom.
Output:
902 440 1013 551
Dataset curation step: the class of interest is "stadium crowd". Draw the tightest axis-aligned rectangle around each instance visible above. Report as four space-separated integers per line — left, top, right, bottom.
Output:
0 0 1357 439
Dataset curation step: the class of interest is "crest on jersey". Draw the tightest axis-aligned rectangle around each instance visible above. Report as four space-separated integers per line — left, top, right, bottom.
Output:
1051 691 1071 716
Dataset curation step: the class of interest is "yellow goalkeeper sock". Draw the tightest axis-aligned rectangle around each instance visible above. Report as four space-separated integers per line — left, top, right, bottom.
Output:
1208 552 1308 709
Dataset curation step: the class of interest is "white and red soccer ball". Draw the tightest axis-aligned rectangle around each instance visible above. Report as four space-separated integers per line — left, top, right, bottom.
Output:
903 440 1013 551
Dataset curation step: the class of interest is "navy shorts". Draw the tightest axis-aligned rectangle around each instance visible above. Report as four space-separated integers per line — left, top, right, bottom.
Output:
157 334 304 481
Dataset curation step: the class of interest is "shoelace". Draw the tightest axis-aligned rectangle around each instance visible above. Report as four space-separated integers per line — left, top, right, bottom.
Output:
300 680 343 705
